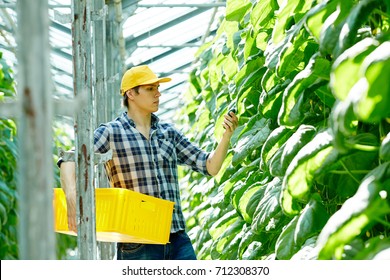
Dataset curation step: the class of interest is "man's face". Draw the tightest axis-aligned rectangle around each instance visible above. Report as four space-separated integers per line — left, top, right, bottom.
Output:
129 82 161 113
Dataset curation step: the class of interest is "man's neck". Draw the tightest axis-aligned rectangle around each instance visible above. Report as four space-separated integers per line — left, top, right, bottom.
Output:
127 109 152 129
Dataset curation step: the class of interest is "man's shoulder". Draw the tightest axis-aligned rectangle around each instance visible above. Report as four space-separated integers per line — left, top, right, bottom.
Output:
158 121 180 134
99 113 126 129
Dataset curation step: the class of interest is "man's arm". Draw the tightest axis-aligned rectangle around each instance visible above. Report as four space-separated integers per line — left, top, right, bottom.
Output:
206 111 238 176
59 161 77 232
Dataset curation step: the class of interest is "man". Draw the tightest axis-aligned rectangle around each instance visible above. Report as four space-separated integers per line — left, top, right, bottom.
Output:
59 65 238 260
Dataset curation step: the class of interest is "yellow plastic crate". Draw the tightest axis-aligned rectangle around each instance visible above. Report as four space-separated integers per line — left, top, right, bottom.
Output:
53 188 174 244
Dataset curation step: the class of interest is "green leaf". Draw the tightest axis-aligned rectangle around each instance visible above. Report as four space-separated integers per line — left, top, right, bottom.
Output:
353 42 390 123
245 184 268 223
291 236 318 260
211 217 245 259
237 225 257 258
317 0 354 57
329 99 358 153
276 194 329 259
272 0 312 45
217 218 245 259
209 209 239 240
276 29 318 77
380 132 390 161
305 0 339 41
280 124 316 175
278 54 331 128
242 241 263 260
261 69 278 93
274 215 299 259
232 119 271 166
353 236 390 260
234 61 265 100
237 183 262 223
251 178 283 233
250 0 278 29
283 130 339 201
334 0 379 57
260 126 293 171
226 0 253 22
330 38 379 101
317 162 390 259
259 76 291 119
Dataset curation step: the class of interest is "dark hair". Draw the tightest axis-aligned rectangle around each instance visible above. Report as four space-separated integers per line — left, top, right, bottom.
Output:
122 86 140 108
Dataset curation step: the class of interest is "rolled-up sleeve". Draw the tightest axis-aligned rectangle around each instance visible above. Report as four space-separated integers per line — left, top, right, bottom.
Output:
94 124 110 154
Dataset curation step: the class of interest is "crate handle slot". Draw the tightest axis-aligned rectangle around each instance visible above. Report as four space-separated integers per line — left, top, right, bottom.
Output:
140 200 156 212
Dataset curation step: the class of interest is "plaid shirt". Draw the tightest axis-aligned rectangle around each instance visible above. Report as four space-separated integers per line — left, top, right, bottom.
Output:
94 112 210 233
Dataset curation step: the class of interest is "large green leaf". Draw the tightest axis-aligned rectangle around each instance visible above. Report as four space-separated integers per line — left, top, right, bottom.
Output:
305 0 339 41
330 38 379 101
329 99 358 153
276 29 318 77
209 209 239 240
250 0 278 29
260 126 293 171
334 0 379 57
353 42 390 123
279 124 316 175
317 0 354 57
283 130 339 202
210 217 245 259
237 183 262 223
272 0 312 45
251 177 283 233
225 0 253 22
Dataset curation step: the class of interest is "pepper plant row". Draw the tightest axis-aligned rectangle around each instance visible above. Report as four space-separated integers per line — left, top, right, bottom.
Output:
178 0 390 260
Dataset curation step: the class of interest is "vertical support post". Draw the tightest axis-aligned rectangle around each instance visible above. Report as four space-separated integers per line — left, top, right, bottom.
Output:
106 0 124 119
71 0 97 259
16 0 55 259
92 0 115 260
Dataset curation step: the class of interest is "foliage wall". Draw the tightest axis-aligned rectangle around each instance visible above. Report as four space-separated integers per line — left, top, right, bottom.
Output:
179 0 390 260
0 52 18 259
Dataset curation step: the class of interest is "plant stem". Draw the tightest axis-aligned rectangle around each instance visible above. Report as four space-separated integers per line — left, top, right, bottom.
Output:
330 170 370 174
350 143 379 152
374 217 390 228
340 160 361 185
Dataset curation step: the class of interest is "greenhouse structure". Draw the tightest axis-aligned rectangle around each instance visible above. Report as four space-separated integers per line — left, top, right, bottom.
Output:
0 0 390 261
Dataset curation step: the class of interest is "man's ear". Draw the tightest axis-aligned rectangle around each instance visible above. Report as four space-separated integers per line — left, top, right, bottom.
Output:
126 89 134 100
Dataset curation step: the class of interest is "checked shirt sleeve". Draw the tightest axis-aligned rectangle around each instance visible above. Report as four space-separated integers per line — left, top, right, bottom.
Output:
94 124 110 154
174 128 211 176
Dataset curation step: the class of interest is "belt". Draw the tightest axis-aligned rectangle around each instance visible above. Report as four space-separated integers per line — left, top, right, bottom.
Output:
118 230 185 247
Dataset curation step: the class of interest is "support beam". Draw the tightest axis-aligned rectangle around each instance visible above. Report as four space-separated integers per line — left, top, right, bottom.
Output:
138 3 226 8
71 0 97 260
16 0 55 259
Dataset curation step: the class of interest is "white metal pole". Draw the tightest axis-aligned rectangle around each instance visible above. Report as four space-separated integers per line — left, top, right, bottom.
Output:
16 0 55 259
71 0 97 259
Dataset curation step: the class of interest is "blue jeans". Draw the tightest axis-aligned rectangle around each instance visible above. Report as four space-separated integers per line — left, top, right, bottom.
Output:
117 231 197 260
